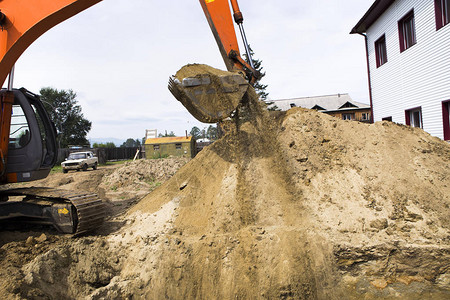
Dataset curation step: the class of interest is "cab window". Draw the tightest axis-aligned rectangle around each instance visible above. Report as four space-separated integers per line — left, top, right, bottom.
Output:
9 105 31 149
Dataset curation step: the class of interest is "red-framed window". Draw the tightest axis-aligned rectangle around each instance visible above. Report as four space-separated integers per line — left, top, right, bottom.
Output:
375 35 388 67
443 100 450 140
435 0 450 30
405 107 422 128
398 10 417 52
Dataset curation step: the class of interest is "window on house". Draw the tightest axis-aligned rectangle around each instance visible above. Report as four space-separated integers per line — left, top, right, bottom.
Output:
375 35 388 67
290 103 296 108
175 143 182 150
405 107 422 128
361 113 369 121
398 10 417 52
382 116 393 122
342 113 354 121
443 100 450 140
153 145 160 150
435 0 450 30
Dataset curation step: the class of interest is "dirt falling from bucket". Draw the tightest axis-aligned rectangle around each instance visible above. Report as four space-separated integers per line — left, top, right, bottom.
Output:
129 89 342 299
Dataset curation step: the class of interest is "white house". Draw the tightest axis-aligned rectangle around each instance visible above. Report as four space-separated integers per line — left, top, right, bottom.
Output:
351 0 450 141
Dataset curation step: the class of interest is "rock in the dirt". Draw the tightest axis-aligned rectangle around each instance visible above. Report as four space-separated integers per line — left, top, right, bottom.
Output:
25 236 35 246
369 218 388 231
35 233 47 243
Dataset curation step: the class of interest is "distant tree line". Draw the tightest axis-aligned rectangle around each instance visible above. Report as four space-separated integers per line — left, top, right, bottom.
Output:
92 142 116 148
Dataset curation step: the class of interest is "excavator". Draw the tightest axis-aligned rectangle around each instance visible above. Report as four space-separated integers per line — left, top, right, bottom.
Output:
0 0 259 234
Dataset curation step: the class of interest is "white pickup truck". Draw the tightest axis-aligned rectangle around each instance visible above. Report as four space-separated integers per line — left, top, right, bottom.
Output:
61 151 98 173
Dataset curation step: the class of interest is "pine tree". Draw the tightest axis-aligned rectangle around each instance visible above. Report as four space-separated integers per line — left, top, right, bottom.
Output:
243 46 279 111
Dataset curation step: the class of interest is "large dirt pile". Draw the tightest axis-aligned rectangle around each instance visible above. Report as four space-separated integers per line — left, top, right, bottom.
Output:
1 86 449 299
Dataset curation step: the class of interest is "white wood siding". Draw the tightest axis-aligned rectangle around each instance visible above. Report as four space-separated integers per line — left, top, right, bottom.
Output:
366 0 450 139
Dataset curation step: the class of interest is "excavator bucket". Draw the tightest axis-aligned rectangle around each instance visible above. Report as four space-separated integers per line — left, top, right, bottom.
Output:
168 64 249 123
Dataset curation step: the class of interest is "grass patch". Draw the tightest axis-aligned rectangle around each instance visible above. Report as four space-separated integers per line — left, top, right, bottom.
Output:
151 153 169 159
51 165 63 173
103 160 133 166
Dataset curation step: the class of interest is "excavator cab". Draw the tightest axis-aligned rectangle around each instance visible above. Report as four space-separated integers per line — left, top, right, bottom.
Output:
1 88 57 183
0 90 103 234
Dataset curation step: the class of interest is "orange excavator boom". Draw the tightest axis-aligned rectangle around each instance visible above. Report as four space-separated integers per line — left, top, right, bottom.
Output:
199 0 259 80
0 0 257 88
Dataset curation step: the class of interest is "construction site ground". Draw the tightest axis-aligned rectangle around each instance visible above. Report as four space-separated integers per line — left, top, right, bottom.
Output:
0 102 449 299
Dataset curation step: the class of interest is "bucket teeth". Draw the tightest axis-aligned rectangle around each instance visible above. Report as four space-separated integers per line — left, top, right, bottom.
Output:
168 77 186 104
168 71 249 123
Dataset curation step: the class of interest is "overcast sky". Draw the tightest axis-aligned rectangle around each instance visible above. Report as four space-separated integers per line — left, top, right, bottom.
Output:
4 0 375 141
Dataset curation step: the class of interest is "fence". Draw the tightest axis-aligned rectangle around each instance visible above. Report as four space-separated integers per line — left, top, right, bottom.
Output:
57 147 142 164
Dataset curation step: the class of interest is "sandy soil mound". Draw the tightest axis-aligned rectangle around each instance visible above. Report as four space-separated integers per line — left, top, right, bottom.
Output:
1 91 449 299
98 157 189 204
0 158 189 299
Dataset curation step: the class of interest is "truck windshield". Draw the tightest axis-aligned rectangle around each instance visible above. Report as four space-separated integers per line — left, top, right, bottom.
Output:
68 153 87 160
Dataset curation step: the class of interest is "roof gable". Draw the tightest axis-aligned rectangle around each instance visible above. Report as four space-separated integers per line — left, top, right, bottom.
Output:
311 104 326 110
339 101 358 109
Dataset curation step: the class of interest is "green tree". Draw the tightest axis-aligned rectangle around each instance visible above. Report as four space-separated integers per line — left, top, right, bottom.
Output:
243 46 279 111
158 131 176 137
206 125 218 140
243 45 268 101
190 126 201 139
121 138 141 148
93 142 116 148
40 87 91 148
201 128 206 139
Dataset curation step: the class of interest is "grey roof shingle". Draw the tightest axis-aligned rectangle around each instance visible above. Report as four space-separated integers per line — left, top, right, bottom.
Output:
268 94 370 112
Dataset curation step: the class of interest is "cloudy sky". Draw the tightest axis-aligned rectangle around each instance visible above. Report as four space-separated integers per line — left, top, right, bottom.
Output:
4 0 375 142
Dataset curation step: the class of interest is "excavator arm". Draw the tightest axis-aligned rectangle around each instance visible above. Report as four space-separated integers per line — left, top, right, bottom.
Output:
199 0 259 80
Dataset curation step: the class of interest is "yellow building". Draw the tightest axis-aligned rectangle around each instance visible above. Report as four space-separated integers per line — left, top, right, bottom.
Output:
145 136 196 159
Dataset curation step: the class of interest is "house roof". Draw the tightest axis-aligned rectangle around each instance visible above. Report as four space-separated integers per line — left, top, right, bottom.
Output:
145 136 192 145
269 94 370 112
350 0 396 34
